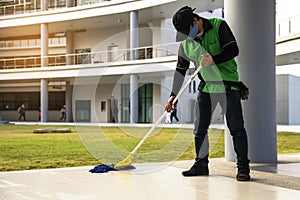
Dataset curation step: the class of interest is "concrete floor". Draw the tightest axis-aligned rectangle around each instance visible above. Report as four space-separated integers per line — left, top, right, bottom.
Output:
0 156 299 200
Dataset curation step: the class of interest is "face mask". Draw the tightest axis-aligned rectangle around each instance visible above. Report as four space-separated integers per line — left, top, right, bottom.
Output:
188 23 198 39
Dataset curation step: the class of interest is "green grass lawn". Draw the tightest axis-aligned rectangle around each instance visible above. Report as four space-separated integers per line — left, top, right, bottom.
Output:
0 124 299 172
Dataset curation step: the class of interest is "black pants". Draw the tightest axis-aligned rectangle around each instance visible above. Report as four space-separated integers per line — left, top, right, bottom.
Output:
19 113 26 121
171 110 179 123
194 90 250 168
60 113 66 121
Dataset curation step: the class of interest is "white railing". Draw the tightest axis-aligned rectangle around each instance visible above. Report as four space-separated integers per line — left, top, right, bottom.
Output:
0 42 179 70
0 37 66 49
277 14 300 38
0 0 123 16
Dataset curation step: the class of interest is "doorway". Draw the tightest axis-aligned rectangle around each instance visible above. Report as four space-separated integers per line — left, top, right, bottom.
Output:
75 100 91 122
138 83 153 123
108 97 118 123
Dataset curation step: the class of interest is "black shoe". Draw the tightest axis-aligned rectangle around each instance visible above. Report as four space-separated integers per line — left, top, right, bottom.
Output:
236 167 250 181
182 162 209 177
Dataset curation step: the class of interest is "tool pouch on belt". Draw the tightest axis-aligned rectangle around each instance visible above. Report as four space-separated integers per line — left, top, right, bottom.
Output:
238 81 249 100
198 80 249 100
225 81 250 100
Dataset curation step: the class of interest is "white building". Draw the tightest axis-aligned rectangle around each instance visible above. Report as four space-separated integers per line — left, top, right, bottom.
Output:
0 0 224 123
276 0 300 125
0 0 299 125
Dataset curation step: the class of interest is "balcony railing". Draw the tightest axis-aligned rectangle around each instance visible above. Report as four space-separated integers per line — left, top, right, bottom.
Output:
277 14 300 38
0 42 179 70
0 0 124 16
0 37 66 49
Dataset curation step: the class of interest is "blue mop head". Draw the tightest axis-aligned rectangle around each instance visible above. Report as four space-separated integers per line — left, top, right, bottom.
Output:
89 164 116 173
89 164 136 173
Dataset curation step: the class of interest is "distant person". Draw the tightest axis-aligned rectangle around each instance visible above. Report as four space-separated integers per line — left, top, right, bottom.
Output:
59 105 66 121
171 107 179 123
18 104 26 121
38 107 41 121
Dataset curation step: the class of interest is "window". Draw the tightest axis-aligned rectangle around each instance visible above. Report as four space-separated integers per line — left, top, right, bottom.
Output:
138 83 153 123
0 92 65 111
108 44 121 62
75 48 91 64
121 84 130 123
101 101 106 112
49 92 65 110
0 92 39 110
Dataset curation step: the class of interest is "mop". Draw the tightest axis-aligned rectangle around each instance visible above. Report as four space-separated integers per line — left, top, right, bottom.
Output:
89 65 202 173
114 65 202 168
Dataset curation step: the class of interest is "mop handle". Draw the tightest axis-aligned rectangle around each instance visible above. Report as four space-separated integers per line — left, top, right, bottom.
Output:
130 66 202 155
130 111 167 155
172 66 201 105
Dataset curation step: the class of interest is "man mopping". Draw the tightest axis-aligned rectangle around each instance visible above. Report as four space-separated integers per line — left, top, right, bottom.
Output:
165 6 250 181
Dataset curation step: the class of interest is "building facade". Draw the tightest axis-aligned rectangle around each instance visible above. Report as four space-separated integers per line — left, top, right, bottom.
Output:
0 0 299 125
0 0 224 123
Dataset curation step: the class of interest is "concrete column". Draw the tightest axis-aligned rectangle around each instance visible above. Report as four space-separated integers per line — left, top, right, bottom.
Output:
40 21 48 122
130 75 139 123
65 81 73 122
224 0 277 162
66 30 74 65
41 79 48 122
41 23 48 67
130 11 139 123
40 0 47 11
130 11 138 60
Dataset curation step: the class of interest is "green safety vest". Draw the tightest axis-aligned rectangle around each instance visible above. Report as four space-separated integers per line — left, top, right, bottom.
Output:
181 18 239 93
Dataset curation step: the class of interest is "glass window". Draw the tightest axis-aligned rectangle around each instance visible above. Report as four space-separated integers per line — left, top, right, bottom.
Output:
75 48 91 64
0 92 64 111
101 101 106 112
6 41 13 47
59 37 66 45
77 0 90 6
21 40 28 46
28 39 36 46
49 38 59 45
48 0 55 8
58 0 66 7
3 93 14 101
13 40 20 47
121 84 130 123
49 91 65 110
0 41 5 47
138 83 153 123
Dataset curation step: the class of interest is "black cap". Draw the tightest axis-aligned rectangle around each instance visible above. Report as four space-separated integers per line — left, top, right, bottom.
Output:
172 6 196 41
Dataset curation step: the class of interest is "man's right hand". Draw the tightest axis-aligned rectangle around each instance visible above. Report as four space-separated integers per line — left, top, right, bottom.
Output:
165 95 177 111
200 53 213 67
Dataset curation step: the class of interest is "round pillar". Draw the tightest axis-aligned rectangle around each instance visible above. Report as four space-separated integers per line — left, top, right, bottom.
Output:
41 79 48 122
224 0 277 162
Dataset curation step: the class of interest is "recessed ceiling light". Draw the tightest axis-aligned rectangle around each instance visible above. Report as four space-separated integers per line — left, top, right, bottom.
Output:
117 18 122 24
